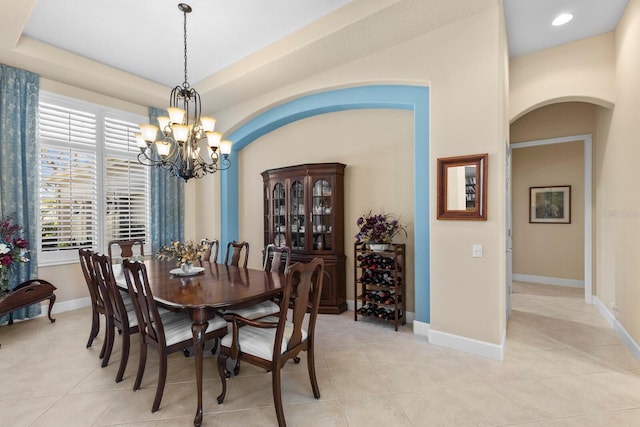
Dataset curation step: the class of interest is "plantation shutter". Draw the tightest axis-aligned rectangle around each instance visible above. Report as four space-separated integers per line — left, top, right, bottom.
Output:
104 117 150 243
38 102 98 252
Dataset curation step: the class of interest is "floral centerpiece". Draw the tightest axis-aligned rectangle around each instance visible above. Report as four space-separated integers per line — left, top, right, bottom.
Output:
355 211 407 250
157 240 208 272
0 215 31 297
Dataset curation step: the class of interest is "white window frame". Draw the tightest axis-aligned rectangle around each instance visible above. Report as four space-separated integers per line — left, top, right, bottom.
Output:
37 92 150 266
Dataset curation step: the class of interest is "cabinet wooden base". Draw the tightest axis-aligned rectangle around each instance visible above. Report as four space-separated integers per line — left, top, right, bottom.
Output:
319 302 347 315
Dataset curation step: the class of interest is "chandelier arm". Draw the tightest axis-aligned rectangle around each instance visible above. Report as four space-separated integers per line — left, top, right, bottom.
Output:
219 156 231 171
193 89 201 127
137 150 161 167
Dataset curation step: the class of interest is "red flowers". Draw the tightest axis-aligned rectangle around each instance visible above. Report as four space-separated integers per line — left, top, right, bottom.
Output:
14 238 28 249
0 215 31 294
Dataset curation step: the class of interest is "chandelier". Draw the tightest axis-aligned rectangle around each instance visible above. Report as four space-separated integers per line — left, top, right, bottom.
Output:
136 3 231 182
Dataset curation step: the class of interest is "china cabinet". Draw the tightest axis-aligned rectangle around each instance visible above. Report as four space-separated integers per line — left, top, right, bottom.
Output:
353 242 406 330
262 163 346 314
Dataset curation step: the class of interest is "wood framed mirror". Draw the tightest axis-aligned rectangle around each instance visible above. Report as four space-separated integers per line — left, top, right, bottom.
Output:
437 153 488 220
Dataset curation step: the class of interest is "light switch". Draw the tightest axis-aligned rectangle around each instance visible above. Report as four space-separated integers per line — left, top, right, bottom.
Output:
472 244 483 258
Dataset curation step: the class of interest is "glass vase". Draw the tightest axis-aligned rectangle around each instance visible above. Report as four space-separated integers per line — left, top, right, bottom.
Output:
181 262 194 274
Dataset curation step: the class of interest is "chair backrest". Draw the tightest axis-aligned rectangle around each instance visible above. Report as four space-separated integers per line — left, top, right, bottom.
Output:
275 258 324 356
199 238 219 265
224 240 249 268
263 244 291 274
92 252 132 330
79 248 104 311
108 239 145 263
122 259 166 347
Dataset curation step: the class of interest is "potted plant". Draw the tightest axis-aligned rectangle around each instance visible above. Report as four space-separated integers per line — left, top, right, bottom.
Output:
0 216 31 298
354 211 407 251
157 240 209 273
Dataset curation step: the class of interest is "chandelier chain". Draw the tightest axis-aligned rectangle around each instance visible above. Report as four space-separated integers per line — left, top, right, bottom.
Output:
183 8 189 88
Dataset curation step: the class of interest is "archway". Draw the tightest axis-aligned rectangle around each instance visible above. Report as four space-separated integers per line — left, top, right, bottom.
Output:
220 84 431 323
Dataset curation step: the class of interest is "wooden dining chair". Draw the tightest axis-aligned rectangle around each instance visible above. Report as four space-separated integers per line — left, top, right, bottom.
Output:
78 248 107 352
122 259 228 413
222 244 291 375
224 240 249 268
199 238 219 265
108 239 145 264
92 252 140 381
263 244 291 274
216 258 324 427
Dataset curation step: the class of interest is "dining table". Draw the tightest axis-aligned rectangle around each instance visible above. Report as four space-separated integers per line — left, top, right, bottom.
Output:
113 259 285 427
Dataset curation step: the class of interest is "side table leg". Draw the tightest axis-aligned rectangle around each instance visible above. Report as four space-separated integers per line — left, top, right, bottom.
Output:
47 294 56 323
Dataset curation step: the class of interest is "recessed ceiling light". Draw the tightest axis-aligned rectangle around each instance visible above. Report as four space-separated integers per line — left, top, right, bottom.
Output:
552 13 574 26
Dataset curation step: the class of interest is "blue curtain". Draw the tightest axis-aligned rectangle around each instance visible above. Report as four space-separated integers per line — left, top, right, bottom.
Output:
149 106 184 255
0 64 40 323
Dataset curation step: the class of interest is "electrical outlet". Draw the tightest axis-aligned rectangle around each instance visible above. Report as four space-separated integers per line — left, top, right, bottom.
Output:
611 303 619 319
472 244 483 258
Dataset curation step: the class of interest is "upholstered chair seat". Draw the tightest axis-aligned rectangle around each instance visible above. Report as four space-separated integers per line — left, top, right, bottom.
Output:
219 316 307 361
162 314 227 347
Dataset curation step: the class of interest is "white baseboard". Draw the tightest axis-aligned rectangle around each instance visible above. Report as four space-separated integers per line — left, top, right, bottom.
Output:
46 297 91 314
513 274 584 288
347 300 415 324
593 296 640 363
429 328 505 361
412 320 430 337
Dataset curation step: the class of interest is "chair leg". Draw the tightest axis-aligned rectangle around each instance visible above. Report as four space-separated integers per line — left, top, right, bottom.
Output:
133 341 147 391
152 353 168 412
211 338 218 355
115 329 130 383
101 319 115 368
87 309 99 348
216 354 229 404
234 358 241 376
307 348 320 399
272 366 286 427
98 332 108 359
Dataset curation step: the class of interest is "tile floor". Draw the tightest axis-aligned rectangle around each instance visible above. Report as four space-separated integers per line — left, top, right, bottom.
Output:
2 281 640 426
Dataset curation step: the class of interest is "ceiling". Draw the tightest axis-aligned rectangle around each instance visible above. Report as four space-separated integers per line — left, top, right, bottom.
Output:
22 0 353 87
504 0 628 58
0 0 631 115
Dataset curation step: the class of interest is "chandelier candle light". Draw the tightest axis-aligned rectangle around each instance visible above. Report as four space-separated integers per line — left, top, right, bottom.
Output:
136 3 232 181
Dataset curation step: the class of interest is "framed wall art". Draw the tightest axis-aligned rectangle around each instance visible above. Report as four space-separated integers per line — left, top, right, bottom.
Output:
529 185 571 224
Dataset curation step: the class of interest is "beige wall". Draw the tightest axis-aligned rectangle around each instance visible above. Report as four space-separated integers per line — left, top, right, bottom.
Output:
511 102 597 144
595 0 640 337
511 141 584 280
198 5 508 344
509 33 615 122
239 109 415 311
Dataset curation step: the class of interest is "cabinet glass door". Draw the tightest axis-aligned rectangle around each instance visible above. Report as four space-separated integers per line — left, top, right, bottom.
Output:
289 180 305 251
312 178 332 251
272 183 286 247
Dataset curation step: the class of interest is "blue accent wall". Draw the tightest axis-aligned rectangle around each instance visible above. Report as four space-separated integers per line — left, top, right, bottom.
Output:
220 84 430 323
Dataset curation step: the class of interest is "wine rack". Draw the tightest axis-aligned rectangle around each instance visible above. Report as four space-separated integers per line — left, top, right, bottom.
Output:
353 242 406 331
